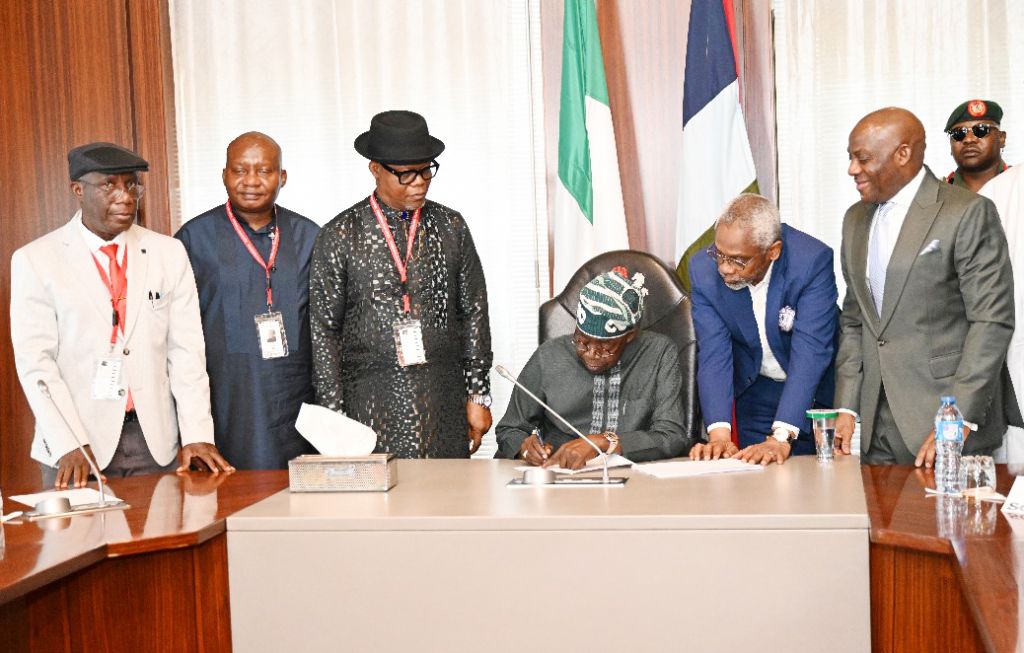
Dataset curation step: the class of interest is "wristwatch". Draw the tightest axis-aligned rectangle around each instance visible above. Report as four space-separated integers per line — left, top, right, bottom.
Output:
468 394 492 408
771 427 797 445
603 432 620 454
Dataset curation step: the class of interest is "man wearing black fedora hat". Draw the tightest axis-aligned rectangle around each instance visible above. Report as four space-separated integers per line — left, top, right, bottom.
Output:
310 110 494 458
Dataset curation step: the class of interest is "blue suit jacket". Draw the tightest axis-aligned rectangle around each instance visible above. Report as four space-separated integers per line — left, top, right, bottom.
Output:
689 224 839 431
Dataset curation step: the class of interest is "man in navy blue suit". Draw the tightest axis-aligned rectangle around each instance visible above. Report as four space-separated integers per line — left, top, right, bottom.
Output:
688 194 839 465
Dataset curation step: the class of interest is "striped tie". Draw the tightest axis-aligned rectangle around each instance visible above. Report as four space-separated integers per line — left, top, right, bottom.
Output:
867 202 894 317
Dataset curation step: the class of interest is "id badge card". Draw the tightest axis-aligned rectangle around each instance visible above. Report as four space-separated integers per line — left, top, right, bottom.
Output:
393 319 427 367
91 357 124 400
255 311 289 359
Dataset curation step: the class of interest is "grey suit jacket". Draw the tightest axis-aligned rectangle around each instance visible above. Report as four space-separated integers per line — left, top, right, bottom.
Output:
834 167 1021 458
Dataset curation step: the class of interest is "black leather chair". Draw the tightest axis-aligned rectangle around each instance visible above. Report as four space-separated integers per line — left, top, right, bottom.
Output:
538 250 701 451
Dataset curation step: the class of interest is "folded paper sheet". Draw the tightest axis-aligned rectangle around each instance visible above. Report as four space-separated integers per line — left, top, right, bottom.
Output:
295 402 378 456
11 487 122 508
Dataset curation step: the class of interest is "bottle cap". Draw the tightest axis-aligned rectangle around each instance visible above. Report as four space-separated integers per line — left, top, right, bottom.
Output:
941 395 956 404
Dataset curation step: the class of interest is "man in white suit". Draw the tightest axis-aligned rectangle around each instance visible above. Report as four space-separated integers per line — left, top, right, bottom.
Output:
11 142 234 488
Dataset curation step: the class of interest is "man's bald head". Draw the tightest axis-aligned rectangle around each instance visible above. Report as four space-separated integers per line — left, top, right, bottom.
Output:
225 131 282 168
847 107 926 203
222 132 287 227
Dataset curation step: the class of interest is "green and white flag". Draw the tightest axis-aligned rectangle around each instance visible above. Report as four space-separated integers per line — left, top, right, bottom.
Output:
552 0 629 292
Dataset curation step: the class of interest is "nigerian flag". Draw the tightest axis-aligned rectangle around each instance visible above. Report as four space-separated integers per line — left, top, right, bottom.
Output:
551 0 629 292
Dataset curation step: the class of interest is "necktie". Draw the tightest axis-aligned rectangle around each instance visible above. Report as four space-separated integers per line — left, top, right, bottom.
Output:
867 202 893 317
99 244 133 411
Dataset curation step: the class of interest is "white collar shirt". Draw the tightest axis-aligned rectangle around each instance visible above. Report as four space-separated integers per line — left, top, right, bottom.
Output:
77 209 127 266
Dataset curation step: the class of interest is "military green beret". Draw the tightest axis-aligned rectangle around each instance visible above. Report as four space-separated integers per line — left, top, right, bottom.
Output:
945 99 1003 132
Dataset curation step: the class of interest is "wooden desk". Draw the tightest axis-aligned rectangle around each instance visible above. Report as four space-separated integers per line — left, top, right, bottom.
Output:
0 471 287 653
862 464 1019 653
227 457 871 653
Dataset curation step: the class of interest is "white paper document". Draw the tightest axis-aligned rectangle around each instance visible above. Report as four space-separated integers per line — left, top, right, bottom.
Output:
632 459 765 479
10 487 122 509
295 402 378 456
515 453 633 475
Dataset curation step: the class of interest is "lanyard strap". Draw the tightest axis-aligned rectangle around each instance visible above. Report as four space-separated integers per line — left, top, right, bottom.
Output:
225 201 280 309
369 194 421 314
91 249 128 345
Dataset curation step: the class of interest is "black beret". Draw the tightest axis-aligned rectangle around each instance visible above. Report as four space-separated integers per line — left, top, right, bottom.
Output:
945 100 1003 132
68 142 149 180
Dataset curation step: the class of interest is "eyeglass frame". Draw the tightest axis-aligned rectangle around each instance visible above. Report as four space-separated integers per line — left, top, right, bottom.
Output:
78 178 146 199
379 160 440 186
947 123 999 142
705 244 754 271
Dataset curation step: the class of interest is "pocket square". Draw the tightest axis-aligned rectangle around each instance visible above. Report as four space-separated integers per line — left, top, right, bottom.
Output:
778 306 796 332
919 239 940 256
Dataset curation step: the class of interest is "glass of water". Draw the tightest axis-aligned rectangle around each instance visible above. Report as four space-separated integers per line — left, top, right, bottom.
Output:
806 409 838 462
960 455 997 500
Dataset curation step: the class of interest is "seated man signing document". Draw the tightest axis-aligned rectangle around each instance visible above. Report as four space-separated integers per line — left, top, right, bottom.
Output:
495 269 688 469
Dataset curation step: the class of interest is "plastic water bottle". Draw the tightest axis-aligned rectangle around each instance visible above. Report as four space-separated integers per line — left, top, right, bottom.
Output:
934 396 964 495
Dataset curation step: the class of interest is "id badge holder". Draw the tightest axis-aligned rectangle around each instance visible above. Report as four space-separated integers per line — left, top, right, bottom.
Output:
91 357 124 400
393 318 427 367
255 311 289 359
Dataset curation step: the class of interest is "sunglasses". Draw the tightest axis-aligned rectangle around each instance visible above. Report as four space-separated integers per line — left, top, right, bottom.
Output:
947 124 998 142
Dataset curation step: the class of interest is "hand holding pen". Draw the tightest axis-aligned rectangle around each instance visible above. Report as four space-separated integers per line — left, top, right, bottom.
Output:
520 427 552 465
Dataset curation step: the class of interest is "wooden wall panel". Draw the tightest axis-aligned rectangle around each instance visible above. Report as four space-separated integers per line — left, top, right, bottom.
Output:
0 0 176 489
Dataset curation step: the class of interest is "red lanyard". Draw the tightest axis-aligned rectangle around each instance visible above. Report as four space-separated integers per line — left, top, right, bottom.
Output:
91 249 128 345
225 202 280 309
369 194 420 314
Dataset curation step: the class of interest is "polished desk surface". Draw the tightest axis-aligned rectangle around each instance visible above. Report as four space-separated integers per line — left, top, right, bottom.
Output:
0 470 288 605
862 464 1020 653
228 456 869 531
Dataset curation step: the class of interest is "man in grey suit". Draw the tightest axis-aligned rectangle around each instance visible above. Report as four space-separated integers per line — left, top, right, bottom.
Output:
834 107 1019 467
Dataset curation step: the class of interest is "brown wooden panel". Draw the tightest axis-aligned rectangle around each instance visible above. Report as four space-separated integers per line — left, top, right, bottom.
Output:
127 0 179 235
891 547 984 653
0 0 176 490
194 535 233 653
869 543 895 653
64 549 197 652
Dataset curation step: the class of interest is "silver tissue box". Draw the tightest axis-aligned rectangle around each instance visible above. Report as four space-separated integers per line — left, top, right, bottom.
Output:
288 454 398 492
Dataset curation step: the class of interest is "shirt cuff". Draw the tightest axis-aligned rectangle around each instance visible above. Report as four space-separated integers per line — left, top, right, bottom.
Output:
771 421 801 436
837 408 859 421
964 420 978 432
706 422 731 435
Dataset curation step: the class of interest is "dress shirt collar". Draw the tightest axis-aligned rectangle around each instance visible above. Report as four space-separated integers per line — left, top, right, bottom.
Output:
749 260 775 294
77 209 127 263
886 166 926 210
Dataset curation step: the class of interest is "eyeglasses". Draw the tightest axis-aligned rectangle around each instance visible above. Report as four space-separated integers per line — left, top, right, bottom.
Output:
706 245 752 270
572 335 620 359
380 161 440 186
80 179 145 199
947 124 998 142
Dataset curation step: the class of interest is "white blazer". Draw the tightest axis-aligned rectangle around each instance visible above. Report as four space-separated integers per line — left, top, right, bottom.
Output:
10 214 215 468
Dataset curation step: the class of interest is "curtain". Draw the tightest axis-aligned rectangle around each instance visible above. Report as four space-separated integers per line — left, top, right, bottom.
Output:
169 0 549 457
775 0 1024 270
774 0 1024 453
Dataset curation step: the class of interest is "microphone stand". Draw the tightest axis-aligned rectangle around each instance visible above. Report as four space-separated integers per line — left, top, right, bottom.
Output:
495 365 611 485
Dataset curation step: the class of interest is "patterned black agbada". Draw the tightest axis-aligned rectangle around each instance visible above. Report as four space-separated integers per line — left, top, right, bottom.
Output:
310 194 492 458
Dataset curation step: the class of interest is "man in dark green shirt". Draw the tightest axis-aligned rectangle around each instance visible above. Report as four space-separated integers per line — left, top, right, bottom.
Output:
495 269 687 469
